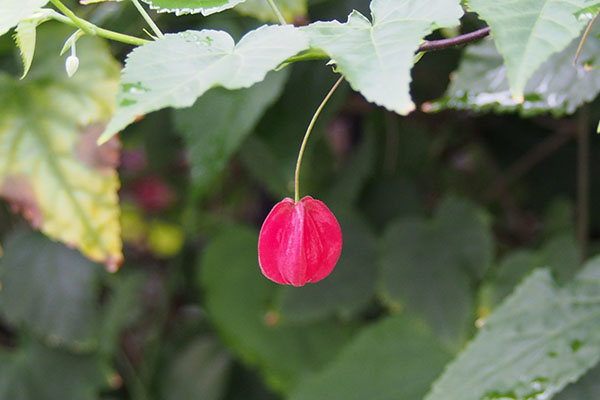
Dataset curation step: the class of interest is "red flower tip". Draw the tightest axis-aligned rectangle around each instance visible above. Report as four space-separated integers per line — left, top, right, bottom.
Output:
258 196 342 287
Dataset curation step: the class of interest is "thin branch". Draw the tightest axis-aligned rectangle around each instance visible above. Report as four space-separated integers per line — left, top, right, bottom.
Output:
418 27 491 52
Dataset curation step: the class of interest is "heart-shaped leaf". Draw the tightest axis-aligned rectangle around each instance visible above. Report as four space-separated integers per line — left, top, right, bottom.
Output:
302 0 463 115
99 25 308 143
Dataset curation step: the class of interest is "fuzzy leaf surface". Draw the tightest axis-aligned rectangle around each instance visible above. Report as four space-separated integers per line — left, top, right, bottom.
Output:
0 25 122 268
468 0 588 99
0 0 47 36
302 0 463 115
429 32 600 116
100 25 308 143
426 256 600 400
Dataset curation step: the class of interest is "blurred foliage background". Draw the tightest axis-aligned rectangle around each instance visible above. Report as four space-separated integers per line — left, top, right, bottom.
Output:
1 0 600 399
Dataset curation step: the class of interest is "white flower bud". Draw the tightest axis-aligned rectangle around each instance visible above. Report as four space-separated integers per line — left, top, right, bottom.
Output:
65 55 79 78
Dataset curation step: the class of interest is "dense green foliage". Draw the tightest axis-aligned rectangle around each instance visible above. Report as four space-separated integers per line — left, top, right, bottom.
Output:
2 0 600 399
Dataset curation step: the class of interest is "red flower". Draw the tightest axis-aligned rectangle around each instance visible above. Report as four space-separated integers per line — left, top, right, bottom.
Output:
258 196 342 287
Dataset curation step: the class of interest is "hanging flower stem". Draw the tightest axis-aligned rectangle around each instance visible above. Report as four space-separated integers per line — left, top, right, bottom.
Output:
130 0 164 38
294 75 344 203
266 0 288 25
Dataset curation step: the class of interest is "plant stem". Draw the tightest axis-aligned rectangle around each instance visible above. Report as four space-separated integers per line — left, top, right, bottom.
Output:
294 75 344 203
418 27 491 52
573 12 599 66
130 0 164 38
48 0 149 46
266 0 287 25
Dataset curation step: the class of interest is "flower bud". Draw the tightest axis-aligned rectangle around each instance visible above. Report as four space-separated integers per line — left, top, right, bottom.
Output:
258 196 342 286
65 55 79 78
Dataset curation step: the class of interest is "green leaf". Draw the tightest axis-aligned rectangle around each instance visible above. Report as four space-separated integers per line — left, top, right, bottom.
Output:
276 211 377 323
98 272 144 354
380 196 494 349
302 0 463 115
161 337 232 400
14 15 41 79
200 226 356 393
477 250 538 320
0 25 122 268
99 25 308 143
468 0 588 100
289 315 452 400
239 135 292 199
174 70 288 196
574 2 600 20
425 256 600 400
0 0 48 36
0 340 106 400
428 31 600 116
141 0 245 16
0 229 102 349
236 0 307 23
323 130 376 210
477 233 579 319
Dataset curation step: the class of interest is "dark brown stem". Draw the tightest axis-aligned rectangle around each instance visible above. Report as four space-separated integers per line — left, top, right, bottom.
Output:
577 106 590 263
418 27 491 52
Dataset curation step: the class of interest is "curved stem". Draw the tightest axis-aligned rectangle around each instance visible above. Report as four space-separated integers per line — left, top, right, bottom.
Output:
49 0 149 46
294 75 344 203
266 0 287 25
130 0 164 38
573 12 599 66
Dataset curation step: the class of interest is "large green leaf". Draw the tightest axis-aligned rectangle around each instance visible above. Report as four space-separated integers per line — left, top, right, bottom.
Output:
380 196 494 349
0 340 106 400
425 256 600 400
468 0 588 100
478 233 579 319
0 25 122 268
174 70 288 196
236 0 306 23
161 337 232 400
0 229 101 349
0 0 47 36
428 31 600 116
575 2 600 19
276 211 377 323
302 0 463 115
200 226 356 393
99 25 308 143
289 315 452 400
141 0 245 16
323 129 376 210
